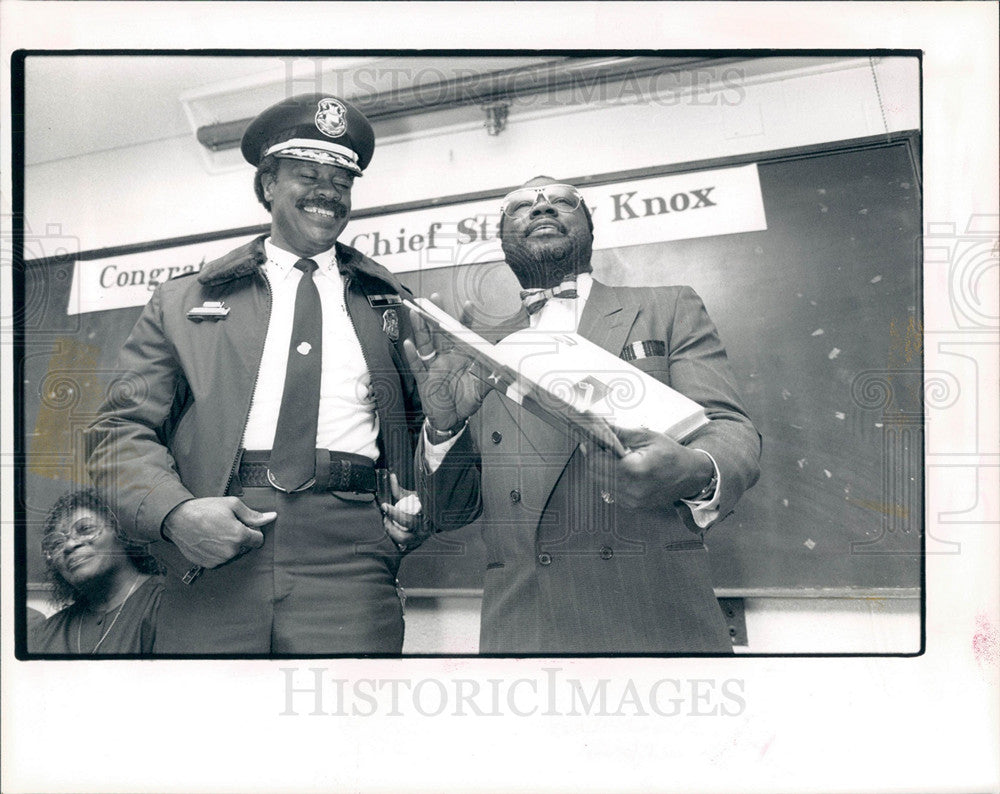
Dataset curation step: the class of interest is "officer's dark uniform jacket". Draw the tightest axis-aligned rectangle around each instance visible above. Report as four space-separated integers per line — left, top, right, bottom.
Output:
86 235 481 568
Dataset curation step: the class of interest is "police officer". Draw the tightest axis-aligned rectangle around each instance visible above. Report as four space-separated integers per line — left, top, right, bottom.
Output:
87 94 482 654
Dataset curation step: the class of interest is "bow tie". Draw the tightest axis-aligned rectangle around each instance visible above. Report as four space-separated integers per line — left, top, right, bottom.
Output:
520 279 579 315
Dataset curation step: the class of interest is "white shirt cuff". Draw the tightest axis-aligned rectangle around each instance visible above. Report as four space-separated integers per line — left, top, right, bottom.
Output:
680 449 722 529
422 420 465 474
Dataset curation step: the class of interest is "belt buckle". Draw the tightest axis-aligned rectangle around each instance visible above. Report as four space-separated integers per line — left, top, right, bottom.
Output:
266 469 317 493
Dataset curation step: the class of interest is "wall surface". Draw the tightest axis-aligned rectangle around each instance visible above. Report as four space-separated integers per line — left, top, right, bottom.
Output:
27 590 920 654
24 56 919 251
22 54 923 654
400 595 920 655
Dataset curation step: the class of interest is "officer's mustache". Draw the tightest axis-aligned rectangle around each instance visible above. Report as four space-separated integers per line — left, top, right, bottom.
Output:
298 197 348 219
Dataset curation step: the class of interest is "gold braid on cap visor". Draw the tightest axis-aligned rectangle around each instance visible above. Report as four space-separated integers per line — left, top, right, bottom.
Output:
266 138 363 175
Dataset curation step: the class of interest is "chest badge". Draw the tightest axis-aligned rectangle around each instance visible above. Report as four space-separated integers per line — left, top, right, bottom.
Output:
186 301 230 322
382 308 400 342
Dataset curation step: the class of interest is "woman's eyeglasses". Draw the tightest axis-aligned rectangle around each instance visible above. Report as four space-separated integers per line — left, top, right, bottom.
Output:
42 521 104 560
501 184 584 219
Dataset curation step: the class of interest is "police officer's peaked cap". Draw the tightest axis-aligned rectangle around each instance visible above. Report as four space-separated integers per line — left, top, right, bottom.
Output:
241 93 375 176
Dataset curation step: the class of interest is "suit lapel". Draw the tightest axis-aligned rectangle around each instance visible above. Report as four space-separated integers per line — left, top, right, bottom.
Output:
532 281 636 506
490 281 640 507
492 390 575 462
577 280 637 357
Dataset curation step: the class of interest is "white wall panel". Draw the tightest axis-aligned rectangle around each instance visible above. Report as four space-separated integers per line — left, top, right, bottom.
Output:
23 56 919 253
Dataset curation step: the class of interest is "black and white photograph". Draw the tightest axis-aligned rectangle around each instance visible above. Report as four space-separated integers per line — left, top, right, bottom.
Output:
1 3 997 793
15 51 924 657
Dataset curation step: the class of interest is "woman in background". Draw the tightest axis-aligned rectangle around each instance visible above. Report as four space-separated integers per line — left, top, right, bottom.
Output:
30 488 163 654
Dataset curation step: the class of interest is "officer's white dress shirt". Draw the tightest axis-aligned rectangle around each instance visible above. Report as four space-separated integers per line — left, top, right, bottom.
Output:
243 240 380 458
243 239 459 473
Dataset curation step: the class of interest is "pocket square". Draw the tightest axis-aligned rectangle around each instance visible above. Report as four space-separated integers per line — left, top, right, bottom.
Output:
620 340 666 362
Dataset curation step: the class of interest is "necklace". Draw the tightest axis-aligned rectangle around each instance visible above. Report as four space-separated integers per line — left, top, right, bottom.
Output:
76 575 142 654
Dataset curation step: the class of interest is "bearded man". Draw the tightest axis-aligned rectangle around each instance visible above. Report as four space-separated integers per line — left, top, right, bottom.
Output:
471 176 761 654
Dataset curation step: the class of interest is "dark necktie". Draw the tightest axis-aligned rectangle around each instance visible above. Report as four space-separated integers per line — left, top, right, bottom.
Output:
520 278 578 315
267 258 323 492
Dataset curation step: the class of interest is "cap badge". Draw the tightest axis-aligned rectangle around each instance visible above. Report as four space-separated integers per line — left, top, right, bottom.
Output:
315 98 348 138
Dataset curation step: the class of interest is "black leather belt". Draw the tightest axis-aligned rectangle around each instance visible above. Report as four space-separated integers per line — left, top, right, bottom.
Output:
238 449 379 494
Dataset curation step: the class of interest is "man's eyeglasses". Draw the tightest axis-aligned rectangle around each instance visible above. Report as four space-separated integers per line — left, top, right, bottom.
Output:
501 184 584 219
42 521 104 560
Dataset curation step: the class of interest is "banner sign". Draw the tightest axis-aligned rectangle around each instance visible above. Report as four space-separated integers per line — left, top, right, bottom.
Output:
66 235 258 316
67 164 766 315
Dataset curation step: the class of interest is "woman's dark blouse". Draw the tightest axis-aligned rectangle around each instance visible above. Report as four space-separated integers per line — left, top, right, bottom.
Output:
29 576 164 654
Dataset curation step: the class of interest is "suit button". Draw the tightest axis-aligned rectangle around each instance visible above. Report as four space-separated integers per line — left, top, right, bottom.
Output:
509 489 521 503
537 553 552 566
600 546 614 560
491 431 502 444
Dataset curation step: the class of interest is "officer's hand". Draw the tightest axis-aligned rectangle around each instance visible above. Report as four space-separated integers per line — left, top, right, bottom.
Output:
161 497 275 568
405 295 489 432
584 427 715 512
380 473 430 552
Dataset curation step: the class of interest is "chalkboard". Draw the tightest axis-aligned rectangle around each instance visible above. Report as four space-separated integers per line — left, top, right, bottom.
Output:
399 134 924 594
19 133 922 596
